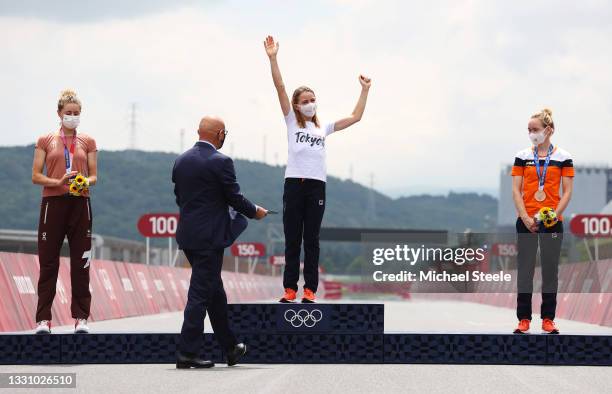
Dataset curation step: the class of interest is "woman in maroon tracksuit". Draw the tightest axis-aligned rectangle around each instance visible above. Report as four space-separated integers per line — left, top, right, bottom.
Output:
31 89 98 334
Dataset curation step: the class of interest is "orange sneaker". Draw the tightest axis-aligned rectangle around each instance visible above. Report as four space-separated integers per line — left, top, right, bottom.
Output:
302 288 316 303
542 319 559 334
513 319 530 334
279 288 297 303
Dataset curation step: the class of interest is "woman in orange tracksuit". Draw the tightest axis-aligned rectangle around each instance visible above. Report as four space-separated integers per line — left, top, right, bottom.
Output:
511 108 574 334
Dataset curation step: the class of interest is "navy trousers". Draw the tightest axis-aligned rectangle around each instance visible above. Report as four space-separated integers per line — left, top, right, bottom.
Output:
515 218 563 320
178 248 236 356
282 178 326 292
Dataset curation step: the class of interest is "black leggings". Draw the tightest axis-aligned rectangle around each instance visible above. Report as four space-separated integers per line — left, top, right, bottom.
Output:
515 217 563 320
282 178 326 292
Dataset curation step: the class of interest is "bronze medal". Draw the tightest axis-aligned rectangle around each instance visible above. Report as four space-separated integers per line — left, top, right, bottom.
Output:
534 189 546 202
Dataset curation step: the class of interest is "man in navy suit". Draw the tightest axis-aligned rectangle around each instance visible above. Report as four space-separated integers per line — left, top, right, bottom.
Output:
173 115 268 369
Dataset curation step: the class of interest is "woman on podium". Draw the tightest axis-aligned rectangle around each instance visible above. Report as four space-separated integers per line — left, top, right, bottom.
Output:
31 89 98 334
263 35 371 303
511 108 574 334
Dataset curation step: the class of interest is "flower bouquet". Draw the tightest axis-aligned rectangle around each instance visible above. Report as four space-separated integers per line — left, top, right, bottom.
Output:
69 173 90 196
534 207 558 231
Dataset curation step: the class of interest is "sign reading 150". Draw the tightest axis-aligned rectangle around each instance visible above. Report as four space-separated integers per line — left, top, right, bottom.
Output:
570 214 612 238
230 242 266 257
491 243 517 257
137 213 180 238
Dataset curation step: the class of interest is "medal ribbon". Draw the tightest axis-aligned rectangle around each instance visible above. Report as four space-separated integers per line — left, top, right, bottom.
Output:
59 129 76 174
533 144 553 191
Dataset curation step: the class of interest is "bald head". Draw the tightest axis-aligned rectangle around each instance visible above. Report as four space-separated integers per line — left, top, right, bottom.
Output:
198 115 225 136
198 115 226 149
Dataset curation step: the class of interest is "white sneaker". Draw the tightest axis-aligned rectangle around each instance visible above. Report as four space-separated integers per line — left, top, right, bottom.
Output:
35 320 51 334
74 319 90 334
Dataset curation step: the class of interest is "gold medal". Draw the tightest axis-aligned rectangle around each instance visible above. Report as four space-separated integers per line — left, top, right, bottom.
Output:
534 189 546 202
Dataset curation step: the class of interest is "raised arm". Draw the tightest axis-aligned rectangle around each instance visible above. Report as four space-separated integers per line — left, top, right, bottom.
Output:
333 75 372 132
264 35 291 116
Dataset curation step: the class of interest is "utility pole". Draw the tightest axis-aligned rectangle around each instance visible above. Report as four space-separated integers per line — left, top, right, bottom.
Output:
179 129 185 153
129 103 137 149
368 173 376 221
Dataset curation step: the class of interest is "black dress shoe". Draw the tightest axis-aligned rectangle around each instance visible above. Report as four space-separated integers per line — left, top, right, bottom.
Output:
176 352 214 369
226 343 247 366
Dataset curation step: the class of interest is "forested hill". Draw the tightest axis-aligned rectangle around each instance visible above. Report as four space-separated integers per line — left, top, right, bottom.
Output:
0 144 497 244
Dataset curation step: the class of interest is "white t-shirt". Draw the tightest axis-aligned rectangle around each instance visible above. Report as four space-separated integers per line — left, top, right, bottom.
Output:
284 109 335 182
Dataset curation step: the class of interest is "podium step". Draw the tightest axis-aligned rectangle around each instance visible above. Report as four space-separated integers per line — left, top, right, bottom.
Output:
0 303 610 365
1 333 610 365
226 303 384 333
384 334 612 365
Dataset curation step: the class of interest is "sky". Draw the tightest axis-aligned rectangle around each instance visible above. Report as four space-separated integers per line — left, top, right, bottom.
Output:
1 0 611 197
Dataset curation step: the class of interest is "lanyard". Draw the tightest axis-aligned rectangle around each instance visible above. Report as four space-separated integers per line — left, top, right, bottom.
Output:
59 129 76 174
533 144 553 191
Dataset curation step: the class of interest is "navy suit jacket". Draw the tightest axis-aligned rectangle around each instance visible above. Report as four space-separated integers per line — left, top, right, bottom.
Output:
172 141 257 250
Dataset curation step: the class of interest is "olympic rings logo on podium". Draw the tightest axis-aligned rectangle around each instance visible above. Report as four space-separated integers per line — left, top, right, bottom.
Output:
283 308 323 328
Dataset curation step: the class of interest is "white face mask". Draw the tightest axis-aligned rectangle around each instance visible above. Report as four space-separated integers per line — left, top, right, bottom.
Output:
62 114 80 130
298 102 317 118
529 128 547 145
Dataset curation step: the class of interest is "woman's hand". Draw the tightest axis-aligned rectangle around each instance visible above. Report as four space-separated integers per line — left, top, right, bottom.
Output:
521 214 538 233
359 74 372 90
55 171 78 187
264 35 279 58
